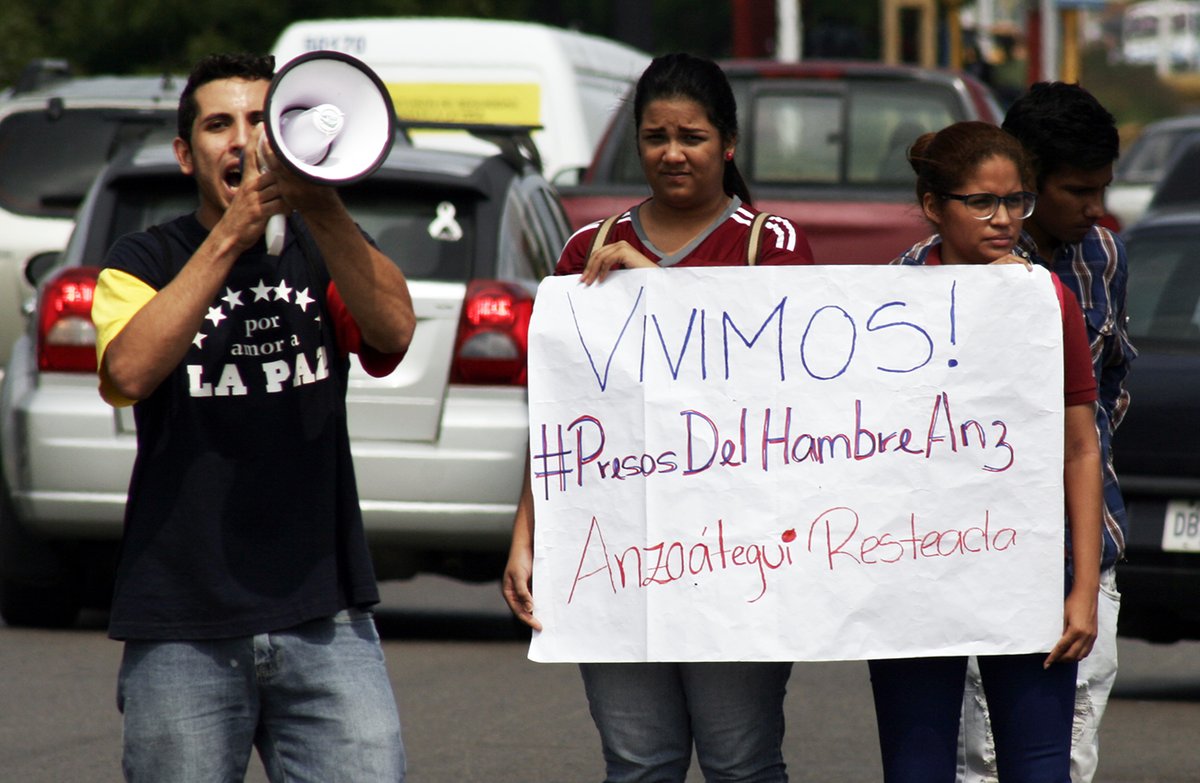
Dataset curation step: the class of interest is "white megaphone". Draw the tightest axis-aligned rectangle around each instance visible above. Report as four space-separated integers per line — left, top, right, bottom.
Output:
260 50 396 255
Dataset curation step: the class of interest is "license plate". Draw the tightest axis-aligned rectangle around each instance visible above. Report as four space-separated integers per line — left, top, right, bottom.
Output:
1162 500 1200 553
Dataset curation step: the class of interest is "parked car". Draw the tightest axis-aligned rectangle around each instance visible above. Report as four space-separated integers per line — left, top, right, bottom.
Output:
0 127 569 627
557 59 1004 264
1112 208 1200 642
1107 113 1200 230
0 61 179 376
1134 132 1200 223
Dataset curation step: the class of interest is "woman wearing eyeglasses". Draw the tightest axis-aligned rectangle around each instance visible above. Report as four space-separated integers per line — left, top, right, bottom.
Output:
868 121 1103 783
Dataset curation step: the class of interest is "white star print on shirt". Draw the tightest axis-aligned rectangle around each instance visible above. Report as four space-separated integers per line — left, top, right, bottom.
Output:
294 287 315 312
205 306 226 326
274 281 293 302
222 287 244 310
193 332 207 349
251 280 274 301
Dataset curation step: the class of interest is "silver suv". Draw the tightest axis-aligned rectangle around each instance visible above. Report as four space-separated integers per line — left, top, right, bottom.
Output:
0 61 179 375
0 127 568 626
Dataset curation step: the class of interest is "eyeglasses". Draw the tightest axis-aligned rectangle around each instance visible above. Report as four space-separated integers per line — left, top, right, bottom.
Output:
941 191 1037 220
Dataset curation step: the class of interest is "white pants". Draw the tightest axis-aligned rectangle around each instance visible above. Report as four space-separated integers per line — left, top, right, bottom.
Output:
956 568 1120 783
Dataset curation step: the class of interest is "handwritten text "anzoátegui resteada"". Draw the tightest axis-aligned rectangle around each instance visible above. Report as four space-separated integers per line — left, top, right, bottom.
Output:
567 508 1018 605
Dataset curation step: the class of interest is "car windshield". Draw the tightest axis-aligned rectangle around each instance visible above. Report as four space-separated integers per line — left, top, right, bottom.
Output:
1125 228 1200 349
0 109 167 218
106 177 477 282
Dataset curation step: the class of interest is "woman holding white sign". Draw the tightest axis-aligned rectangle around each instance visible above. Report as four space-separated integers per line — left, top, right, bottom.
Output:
503 52 813 782
869 121 1103 783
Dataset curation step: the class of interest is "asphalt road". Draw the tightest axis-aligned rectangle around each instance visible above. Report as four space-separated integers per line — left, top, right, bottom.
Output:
1 576 1196 782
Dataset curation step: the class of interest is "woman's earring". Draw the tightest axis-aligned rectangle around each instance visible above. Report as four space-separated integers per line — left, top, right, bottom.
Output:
725 150 735 161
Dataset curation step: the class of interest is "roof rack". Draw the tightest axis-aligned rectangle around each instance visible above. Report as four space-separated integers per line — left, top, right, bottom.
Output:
12 58 73 95
394 120 543 173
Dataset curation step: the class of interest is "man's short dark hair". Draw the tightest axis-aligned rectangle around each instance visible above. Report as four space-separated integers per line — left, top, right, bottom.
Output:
1001 82 1119 184
177 53 275 145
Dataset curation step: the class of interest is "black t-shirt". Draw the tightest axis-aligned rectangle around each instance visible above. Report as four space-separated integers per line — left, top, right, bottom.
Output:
104 214 380 640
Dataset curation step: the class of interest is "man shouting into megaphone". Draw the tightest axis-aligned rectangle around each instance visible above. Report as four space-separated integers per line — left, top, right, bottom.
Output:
91 52 413 782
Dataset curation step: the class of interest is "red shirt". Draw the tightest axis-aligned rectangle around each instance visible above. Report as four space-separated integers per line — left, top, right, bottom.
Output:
555 199 815 275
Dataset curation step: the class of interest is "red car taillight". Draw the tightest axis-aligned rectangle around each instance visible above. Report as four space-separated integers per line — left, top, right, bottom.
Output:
38 266 101 373
450 280 534 385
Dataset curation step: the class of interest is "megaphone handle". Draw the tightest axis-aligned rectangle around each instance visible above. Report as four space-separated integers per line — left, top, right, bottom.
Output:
266 214 286 255
257 132 286 255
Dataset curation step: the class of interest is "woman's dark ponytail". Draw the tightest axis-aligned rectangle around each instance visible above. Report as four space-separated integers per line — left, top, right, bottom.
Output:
724 159 752 205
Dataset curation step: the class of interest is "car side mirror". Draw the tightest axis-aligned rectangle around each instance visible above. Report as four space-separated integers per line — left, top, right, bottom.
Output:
24 251 61 287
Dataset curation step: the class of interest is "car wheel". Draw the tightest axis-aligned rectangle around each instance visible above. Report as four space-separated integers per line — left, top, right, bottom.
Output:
0 479 83 628
0 576 83 628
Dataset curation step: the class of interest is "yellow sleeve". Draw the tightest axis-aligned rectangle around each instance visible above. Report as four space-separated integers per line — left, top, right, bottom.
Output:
92 268 157 408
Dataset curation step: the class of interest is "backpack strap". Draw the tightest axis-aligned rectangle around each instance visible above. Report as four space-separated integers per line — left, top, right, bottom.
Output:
587 213 622 259
746 211 771 266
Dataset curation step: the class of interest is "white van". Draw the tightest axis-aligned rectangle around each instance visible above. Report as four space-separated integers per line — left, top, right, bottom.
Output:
271 17 650 183
1122 0 1200 74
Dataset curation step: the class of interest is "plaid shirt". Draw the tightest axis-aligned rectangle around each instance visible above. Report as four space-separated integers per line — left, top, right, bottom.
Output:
891 230 1135 569
1018 226 1136 570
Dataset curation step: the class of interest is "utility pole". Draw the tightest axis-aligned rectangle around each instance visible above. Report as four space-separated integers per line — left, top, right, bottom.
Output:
1039 0 1059 81
1060 6 1080 83
945 0 964 70
777 0 802 61
731 0 775 57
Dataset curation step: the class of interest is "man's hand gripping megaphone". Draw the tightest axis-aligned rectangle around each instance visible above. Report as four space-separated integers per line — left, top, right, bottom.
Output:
241 104 344 255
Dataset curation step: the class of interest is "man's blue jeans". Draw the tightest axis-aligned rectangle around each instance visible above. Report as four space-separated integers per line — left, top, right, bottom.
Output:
117 609 405 782
579 661 792 783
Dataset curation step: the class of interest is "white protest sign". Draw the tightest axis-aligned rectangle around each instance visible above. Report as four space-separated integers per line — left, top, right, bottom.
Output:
526 265 1065 663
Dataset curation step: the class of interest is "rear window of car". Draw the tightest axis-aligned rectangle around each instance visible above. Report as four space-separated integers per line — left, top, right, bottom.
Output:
105 176 477 283
606 78 963 189
0 108 168 219
342 185 476 281
1125 228 1200 349
745 80 961 186
1116 126 1200 185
